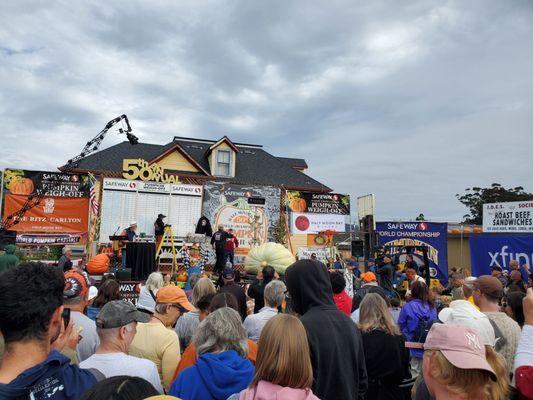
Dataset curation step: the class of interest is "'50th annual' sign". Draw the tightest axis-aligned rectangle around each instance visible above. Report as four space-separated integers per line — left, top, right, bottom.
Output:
122 159 180 184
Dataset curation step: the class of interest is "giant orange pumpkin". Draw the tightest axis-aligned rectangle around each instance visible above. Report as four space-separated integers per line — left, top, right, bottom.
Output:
9 178 34 195
87 253 110 274
289 197 307 212
177 272 188 282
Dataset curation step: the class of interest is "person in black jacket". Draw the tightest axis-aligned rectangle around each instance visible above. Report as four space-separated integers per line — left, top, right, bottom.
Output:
358 293 411 400
285 259 368 400
247 265 276 314
376 256 394 297
154 213 166 249
211 225 228 275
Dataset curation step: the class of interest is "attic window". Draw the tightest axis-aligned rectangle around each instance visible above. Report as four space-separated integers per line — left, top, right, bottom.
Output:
216 149 231 176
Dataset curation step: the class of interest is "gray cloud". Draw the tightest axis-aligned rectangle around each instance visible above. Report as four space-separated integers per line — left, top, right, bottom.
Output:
0 0 532 221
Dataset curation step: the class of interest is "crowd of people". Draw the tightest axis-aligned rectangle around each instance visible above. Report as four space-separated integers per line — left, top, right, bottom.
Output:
0 250 532 400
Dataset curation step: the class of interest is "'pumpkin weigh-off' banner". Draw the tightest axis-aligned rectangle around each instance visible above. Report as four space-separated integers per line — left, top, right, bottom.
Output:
2 169 90 245
286 191 350 215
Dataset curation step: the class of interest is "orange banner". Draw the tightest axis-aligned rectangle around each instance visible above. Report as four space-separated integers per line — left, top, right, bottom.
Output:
4 194 89 235
306 233 330 247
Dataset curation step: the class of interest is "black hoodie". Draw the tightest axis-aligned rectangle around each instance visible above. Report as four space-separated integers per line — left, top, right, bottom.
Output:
285 260 368 400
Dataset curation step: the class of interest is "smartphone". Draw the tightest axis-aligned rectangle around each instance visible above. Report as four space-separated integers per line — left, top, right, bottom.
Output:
61 308 71 330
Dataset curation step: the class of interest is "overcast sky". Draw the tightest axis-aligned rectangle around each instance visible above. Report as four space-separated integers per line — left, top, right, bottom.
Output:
1 0 532 221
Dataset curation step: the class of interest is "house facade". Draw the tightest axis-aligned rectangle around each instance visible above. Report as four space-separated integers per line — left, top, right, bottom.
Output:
65 136 336 261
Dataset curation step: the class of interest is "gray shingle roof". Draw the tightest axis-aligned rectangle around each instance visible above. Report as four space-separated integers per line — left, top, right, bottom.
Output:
67 138 331 191
277 157 308 169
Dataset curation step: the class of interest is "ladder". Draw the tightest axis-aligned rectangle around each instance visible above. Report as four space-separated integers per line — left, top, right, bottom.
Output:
155 225 178 275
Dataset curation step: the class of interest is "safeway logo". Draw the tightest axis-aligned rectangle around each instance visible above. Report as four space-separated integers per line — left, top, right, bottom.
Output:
419 223 428 231
129 182 137 189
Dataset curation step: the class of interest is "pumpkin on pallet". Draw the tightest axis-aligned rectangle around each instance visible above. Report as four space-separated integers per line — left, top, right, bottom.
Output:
87 253 110 274
244 242 295 276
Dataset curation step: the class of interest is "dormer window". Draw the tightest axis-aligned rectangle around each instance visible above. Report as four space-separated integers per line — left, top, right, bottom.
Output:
216 149 231 176
207 136 238 178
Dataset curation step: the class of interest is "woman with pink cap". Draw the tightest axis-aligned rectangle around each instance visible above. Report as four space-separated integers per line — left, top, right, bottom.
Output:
423 324 499 399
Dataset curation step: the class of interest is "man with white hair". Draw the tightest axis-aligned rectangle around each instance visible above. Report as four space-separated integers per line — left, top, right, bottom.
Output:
79 300 163 393
462 276 479 309
243 280 286 341
58 246 73 272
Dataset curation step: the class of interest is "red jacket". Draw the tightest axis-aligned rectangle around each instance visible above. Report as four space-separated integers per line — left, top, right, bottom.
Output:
224 235 239 251
333 290 352 317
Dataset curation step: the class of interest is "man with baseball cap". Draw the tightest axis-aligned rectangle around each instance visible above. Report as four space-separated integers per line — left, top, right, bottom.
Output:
218 266 247 321
352 272 388 311
79 300 163 393
63 270 99 362
423 323 497 399
128 285 193 391
473 275 522 372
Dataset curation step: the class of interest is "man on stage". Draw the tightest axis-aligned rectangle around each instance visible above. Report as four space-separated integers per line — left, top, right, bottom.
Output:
121 221 138 269
154 214 166 249
211 225 228 275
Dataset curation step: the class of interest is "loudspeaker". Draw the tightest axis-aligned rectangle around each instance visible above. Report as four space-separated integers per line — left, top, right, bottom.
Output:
0 230 17 251
351 240 364 258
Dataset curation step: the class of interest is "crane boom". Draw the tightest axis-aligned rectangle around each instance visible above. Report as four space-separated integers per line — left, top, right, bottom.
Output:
0 115 136 231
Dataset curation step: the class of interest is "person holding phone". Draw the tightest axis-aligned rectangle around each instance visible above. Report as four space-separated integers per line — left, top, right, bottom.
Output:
0 262 103 399
63 270 99 362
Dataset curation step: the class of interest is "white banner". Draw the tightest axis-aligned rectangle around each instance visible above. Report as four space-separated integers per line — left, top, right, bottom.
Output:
483 201 533 233
171 184 203 196
102 178 138 191
297 246 331 264
290 212 345 234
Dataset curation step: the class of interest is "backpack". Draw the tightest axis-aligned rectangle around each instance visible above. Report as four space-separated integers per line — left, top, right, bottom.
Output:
413 315 434 343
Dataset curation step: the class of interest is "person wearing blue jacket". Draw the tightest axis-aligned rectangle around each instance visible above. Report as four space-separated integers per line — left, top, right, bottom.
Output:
0 262 101 399
169 307 254 400
397 280 437 378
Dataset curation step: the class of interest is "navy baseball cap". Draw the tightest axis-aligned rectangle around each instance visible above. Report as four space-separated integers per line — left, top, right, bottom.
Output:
222 267 235 280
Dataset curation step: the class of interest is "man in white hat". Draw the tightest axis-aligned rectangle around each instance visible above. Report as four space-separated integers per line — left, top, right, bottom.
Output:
120 222 138 269
438 300 496 347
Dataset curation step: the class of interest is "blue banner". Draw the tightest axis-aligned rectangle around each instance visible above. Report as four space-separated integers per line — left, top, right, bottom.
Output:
469 235 533 279
376 222 448 283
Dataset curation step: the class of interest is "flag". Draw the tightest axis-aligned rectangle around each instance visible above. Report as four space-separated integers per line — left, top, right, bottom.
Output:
89 178 99 216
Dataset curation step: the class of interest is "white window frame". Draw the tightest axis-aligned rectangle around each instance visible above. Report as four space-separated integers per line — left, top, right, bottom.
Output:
216 149 232 177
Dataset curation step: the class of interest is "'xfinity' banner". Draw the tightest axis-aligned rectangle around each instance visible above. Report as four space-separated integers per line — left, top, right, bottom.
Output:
376 222 448 284
469 235 533 279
